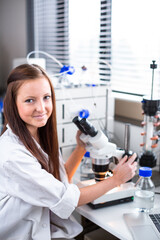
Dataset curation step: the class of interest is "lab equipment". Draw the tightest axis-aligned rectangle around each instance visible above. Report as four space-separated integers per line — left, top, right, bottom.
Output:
80 151 94 180
13 58 46 69
124 211 160 240
26 50 75 88
123 123 133 157
139 61 160 167
78 180 135 209
134 167 155 212
73 117 136 208
72 116 124 181
27 50 63 69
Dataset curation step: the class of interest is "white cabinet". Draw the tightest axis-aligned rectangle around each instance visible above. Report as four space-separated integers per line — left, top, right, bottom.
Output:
55 85 114 161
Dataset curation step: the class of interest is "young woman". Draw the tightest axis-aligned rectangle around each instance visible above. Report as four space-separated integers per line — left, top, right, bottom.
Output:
0 64 137 240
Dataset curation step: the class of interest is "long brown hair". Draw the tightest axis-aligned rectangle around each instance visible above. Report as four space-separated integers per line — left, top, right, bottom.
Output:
2 64 60 180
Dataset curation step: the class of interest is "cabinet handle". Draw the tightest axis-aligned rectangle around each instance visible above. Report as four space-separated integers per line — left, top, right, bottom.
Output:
62 128 65 143
62 104 65 119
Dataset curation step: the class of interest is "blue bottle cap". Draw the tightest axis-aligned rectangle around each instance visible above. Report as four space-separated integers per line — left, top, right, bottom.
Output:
139 167 152 177
84 151 90 157
60 65 75 75
79 109 90 118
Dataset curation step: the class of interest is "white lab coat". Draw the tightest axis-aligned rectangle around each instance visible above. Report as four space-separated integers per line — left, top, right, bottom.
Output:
0 125 83 240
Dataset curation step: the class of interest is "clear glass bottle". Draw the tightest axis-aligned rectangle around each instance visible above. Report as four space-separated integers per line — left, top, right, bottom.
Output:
134 167 155 212
80 151 94 180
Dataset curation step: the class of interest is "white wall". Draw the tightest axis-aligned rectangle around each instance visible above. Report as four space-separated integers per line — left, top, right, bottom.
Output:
0 0 27 92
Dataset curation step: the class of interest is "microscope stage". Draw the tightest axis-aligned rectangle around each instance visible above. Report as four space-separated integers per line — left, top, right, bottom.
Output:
78 179 135 209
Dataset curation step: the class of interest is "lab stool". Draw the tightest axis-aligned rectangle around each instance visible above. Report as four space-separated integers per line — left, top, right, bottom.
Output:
84 228 119 240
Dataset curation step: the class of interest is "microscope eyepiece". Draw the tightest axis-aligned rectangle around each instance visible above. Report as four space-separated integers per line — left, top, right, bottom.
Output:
72 116 88 134
78 118 98 137
72 117 98 137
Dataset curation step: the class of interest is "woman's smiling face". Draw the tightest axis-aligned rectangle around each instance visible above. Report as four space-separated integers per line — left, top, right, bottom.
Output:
16 77 53 137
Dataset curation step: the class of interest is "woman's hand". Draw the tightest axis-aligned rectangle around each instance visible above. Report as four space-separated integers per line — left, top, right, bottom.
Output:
112 153 137 186
76 130 86 151
78 153 137 206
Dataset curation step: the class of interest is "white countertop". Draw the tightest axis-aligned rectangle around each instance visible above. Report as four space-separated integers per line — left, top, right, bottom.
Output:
75 173 160 240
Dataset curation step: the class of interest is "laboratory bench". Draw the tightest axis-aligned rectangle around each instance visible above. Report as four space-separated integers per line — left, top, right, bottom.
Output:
73 170 160 240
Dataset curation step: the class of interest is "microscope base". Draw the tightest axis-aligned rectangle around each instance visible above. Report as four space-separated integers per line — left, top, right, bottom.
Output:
88 196 133 209
78 179 135 209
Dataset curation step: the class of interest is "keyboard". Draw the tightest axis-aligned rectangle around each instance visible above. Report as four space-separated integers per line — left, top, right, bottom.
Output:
149 214 160 233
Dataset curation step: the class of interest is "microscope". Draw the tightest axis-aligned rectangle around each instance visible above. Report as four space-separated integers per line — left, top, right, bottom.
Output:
73 116 124 181
73 116 135 208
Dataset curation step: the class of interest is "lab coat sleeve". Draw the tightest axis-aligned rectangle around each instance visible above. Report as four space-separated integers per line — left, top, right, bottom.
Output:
3 147 80 219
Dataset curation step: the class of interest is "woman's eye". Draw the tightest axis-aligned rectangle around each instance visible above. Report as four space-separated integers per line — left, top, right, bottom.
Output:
25 99 34 103
44 95 51 100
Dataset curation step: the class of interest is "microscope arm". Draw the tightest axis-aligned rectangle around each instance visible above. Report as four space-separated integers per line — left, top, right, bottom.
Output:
80 130 125 161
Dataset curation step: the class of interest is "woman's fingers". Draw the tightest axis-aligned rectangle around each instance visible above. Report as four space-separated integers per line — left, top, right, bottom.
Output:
127 153 137 164
118 155 128 165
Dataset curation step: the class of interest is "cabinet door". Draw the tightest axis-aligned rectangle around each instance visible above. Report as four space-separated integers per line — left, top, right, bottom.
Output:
57 119 105 147
57 123 77 147
56 97 107 124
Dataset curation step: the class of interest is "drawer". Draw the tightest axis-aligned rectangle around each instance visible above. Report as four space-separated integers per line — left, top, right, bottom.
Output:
57 119 105 147
56 96 107 123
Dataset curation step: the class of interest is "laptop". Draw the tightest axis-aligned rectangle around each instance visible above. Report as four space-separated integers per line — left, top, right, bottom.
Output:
123 209 160 240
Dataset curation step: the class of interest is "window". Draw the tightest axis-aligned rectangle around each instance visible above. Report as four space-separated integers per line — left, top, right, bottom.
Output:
28 0 160 97
69 0 111 82
27 0 111 84
111 0 160 98
27 0 70 74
